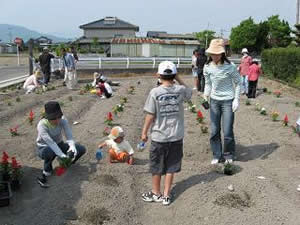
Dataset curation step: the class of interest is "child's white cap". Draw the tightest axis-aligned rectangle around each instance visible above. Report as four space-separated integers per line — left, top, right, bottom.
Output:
296 117 300 126
108 126 125 140
158 61 177 75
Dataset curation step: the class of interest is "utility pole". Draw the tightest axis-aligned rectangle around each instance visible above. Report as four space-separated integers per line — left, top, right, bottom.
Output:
297 0 300 24
28 39 34 75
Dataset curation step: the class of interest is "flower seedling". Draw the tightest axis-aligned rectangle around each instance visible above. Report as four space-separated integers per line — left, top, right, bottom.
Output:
7 101 12 106
271 111 279 121
260 107 267 115
84 83 93 92
245 99 251 106
68 96 73 101
199 97 209 110
0 152 11 181
283 114 289 126
16 96 21 102
128 86 135 94
200 125 208 134
295 102 300 107
28 110 34 125
113 104 124 116
55 157 73 176
196 110 204 124
11 157 23 181
255 103 261 111
103 127 110 136
120 97 128 104
10 126 19 136
273 91 281 98
224 163 235 175
104 112 113 126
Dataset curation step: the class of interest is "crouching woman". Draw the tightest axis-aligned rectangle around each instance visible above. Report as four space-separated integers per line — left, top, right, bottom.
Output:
36 101 86 185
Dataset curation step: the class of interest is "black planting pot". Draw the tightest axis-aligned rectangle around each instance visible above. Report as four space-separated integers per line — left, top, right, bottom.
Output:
0 182 12 207
2 173 10 182
202 101 210 110
10 180 21 191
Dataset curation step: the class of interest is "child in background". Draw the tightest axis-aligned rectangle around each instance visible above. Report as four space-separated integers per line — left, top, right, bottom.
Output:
98 126 134 164
247 59 261 98
141 61 192 206
98 75 113 98
23 70 41 94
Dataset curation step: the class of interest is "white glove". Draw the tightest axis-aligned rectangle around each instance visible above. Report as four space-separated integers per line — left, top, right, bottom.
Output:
203 95 209 102
67 140 78 157
60 153 68 158
232 99 239 112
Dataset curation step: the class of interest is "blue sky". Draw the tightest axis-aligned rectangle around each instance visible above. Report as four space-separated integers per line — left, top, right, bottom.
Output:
0 0 298 38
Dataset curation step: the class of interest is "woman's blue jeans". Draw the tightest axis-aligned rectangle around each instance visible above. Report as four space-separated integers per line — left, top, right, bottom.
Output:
210 98 235 160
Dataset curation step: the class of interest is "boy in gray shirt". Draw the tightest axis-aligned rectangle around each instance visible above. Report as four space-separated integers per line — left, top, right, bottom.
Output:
36 101 86 186
141 61 192 205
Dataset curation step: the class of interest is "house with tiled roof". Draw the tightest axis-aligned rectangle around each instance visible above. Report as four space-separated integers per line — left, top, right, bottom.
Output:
76 17 139 54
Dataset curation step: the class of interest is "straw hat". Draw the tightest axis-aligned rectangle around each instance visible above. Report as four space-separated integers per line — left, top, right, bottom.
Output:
34 70 41 77
206 39 225 55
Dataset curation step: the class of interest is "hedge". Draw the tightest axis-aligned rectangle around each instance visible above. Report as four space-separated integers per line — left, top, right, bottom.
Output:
261 47 300 87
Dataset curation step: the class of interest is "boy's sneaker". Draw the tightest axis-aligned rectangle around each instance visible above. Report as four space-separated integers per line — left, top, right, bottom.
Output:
162 196 171 206
37 174 50 188
142 191 163 203
225 158 233 164
42 170 52 177
211 158 219 165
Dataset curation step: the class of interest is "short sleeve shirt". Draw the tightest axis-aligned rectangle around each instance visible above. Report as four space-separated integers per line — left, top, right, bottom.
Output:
144 84 192 142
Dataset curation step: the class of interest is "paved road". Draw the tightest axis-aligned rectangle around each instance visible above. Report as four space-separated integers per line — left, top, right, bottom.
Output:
0 65 28 82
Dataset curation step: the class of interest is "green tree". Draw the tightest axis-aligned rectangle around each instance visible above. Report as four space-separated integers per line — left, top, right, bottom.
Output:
292 24 300 46
195 30 216 48
266 15 292 47
229 17 259 52
255 21 270 52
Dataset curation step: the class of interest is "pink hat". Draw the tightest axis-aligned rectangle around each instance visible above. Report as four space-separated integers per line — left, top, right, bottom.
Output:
206 39 225 54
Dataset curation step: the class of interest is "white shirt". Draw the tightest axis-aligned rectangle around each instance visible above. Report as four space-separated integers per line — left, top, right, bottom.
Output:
105 139 134 155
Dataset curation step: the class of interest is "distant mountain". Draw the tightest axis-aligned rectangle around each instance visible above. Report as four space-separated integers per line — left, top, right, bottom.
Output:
0 24 69 43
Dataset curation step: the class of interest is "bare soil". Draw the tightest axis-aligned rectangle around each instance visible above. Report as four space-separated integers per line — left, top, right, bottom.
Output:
0 75 300 225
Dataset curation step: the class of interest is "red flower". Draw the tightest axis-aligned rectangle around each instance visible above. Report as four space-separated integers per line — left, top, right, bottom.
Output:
55 166 66 176
283 114 289 126
1 151 9 164
197 110 204 123
10 126 19 136
28 110 34 124
11 157 21 169
197 110 204 119
107 112 113 121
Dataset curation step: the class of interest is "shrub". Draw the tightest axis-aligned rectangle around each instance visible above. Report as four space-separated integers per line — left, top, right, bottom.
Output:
261 47 300 87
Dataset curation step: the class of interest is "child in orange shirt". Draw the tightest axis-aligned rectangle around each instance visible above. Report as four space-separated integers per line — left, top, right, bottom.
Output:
98 126 134 164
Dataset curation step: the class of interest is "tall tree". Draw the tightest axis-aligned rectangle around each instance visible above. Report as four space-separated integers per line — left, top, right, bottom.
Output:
266 15 292 47
229 17 258 52
255 21 270 52
195 30 216 48
292 23 300 46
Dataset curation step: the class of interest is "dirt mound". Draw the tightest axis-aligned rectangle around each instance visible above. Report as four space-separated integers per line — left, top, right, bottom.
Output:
82 207 111 225
214 191 252 209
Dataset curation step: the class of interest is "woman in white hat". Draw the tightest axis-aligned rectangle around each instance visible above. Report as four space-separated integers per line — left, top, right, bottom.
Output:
203 39 241 164
239 48 252 94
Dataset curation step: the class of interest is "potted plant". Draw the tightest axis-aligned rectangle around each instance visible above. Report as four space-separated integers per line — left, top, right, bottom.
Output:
28 110 34 125
112 104 124 116
10 157 23 191
0 152 10 182
273 90 281 98
0 182 12 207
104 112 113 126
283 114 289 126
103 127 110 136
260 107 267 115
271 111 279 121
196 110 204 124
9 126 19 136
55 157 73 176
199 97 209 110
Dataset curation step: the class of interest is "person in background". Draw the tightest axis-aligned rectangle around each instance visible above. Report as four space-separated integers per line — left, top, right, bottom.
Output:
247 59 261 98
141 61 192 206
239 48 252 95
192 49 199 90
203 39 241 165
39 47 55 88
98 75 113 98
23 69 41 94
61 48 77 89
197 48 208 92
97 126 134 164
70 46 79 62
36 101 86 186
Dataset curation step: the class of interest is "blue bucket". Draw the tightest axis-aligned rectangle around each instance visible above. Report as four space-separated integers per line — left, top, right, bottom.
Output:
96 148 103 161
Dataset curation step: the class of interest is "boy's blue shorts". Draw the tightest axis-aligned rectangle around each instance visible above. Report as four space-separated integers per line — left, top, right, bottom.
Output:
149 139 183 175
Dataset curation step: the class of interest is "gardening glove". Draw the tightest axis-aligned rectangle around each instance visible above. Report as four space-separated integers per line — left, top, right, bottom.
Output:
60 153 68 158
67 140 78 157
232 99 239 112
202 95 209 102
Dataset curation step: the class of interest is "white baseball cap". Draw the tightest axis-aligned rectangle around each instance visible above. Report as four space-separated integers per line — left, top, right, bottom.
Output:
242 48 248 54
158 61 177 75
